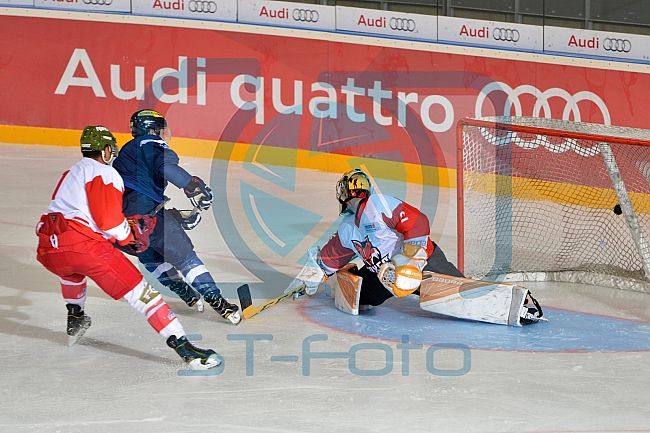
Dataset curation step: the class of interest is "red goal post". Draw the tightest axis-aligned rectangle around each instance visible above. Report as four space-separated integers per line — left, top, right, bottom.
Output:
457 116 650 293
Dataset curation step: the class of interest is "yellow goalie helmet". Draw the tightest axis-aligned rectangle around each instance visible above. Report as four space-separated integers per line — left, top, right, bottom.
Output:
336 169 372 215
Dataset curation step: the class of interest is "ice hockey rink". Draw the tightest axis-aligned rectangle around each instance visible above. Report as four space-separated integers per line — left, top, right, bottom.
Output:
2 141 650 433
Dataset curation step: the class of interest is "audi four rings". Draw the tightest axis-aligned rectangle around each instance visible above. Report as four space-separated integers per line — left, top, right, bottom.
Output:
603 38 632 53
476 83 611 156
493 28 520 42
189 0 217 13
390 17 416 32
475 82 611 157
292 9 319 22
83 0 113 4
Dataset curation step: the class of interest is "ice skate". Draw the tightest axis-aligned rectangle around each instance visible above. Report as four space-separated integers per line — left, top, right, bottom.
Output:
168 281 204 312
66 304 91 347
204 291 242 324
520 292 547 325
166 335 221 370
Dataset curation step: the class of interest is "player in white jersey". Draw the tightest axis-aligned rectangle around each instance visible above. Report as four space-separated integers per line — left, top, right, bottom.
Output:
293 169 464 310
36 126 220 369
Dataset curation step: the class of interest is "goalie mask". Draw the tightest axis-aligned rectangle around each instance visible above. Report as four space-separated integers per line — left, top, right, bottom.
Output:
80 125 118 164
336 169 372 215
130 109 172 142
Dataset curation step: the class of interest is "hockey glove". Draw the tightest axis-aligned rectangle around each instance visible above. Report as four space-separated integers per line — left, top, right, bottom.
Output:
377 243 428 297
126 214 156 253
285 246 327 298
184 176 214 211
168 208 202 230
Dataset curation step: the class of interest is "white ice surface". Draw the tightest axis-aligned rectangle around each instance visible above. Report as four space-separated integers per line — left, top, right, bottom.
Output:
0 143 649 433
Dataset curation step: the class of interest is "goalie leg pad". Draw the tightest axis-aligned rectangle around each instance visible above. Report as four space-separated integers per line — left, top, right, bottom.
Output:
334 268 363 315
419 273 545 326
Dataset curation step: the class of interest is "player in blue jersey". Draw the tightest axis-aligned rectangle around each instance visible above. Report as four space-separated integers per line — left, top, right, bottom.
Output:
112 109 241 324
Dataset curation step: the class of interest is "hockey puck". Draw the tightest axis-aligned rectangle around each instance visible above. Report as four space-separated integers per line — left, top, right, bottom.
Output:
613 204 622 215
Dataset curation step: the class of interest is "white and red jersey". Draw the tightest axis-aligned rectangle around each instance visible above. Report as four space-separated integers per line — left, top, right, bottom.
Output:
320 194 434 275
45 157 131 244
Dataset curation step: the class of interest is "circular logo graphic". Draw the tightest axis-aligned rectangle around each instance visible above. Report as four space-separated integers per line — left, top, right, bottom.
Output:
292 9 319 23
211 96 444 291
389 17 416 32
189 0 217 13
603 37 632 53
492 27 520 42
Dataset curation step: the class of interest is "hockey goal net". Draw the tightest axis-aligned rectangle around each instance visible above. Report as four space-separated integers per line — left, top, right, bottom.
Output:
457 116 650 293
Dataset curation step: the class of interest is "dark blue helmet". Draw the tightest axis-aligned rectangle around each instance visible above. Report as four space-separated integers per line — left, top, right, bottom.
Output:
129 109 167 137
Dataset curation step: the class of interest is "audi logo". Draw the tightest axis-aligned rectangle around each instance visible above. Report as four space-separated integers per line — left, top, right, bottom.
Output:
189 0 217 13
603 37 632 53
475 83 611 156
82 0 113 4
389 17 416 32
493 27 520 42
292 9 319 23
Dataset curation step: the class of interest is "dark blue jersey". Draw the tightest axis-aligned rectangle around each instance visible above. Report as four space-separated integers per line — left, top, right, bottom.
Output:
113 135 192 203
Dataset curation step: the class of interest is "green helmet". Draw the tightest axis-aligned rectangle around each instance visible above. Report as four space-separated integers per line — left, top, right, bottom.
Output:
80 126 118 163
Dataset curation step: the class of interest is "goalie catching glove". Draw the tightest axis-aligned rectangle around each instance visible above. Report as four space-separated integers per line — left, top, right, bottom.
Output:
168 208 201 230
184 176 213 211
378 243 428 297
125 215 156 253
284 246 327 298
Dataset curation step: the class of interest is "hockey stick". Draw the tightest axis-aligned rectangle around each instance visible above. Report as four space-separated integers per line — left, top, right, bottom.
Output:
237 283 306 320
148 197 171 217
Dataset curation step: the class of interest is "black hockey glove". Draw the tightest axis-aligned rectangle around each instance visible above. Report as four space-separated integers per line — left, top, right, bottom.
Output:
168 208 202 230
184 176 213 211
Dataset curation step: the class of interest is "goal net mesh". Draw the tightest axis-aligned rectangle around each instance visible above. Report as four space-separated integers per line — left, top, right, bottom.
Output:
459 116 650 293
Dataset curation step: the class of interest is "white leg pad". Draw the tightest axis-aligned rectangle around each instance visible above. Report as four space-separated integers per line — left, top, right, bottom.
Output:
419 273 528 326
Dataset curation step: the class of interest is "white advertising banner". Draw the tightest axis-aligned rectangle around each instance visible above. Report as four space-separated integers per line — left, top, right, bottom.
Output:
0 0 34 6
238 0 335 31
545 26 650 62
34 0 131 13
438 16 542 51
132 0 237 22
335 6 437 41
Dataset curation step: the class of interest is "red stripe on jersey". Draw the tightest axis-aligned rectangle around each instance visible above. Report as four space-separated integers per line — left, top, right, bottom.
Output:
320 232 356 274
51 170 70 200
382 200 434 256
382 201 430 240
85 176 126 232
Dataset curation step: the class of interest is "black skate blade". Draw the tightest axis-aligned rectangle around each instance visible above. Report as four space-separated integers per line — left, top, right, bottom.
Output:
237 284 252 311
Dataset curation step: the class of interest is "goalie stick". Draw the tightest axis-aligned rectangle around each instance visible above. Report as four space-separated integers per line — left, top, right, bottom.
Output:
237 283 306 320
